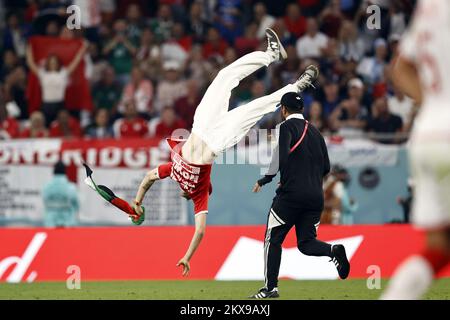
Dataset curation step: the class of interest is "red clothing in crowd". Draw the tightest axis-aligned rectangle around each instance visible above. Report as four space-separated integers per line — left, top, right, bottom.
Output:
49 118 82 138
117 117 149 138
202 40 229 58
234 37 260 56
20 128 48 138
0 118 20 138
155 118 186 138
284 15 307 38
177 36 193 52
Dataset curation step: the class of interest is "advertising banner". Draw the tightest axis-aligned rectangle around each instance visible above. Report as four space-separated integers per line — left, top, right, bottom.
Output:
0 225 448 282
0 138 187 225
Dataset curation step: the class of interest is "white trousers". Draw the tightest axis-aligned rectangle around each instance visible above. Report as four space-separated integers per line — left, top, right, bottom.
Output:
191 51 298 154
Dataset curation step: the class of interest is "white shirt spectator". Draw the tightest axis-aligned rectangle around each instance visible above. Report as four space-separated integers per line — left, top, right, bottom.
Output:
388 94 414 124
296 32 328 59
38 68 69 103
155 80 187 112
161 41 188 66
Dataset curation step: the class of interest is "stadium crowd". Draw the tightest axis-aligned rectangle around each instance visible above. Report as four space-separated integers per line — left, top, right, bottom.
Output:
0 0 417 144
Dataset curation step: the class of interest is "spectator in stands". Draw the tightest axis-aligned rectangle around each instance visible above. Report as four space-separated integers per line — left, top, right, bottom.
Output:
388 2 408 39
214 0 243 43
85 108 114 139
319 0 344 38
155 60 187 113
160 22 190 66
296 17 328 59
120 66 153 116
3 65 28 120
308 101 328 133
42 161 79 227
45 20 61 37
321 80 341 117
338 20 365 62
149 4 174 42
346 77 370 114
202 27 229 59
113 100 148 138
1 49 19 81
136 27 161 82
186 45 213 89
26 41 88 125
102 20 136 85
367 97 403 144
92 65 122 114
185 2 211 43
49 109 83 138
357 38 388 85
323 165 357 225
136 27 160 63
20 111 49 138
125 3 145 46
0 97 20 139
3 13 28 58
283 3 307 38
298 0 325 17
329 98 368 138
253 2 275 39
174 79 200 130
154 106 186 139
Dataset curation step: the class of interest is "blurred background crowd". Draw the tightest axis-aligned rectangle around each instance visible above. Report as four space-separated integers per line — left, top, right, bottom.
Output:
0 0 417 144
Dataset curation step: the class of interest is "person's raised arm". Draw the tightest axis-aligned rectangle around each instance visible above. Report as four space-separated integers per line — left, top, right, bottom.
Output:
66 41 89 75
26 45 39 75
177 212 207 276
132 163 171 215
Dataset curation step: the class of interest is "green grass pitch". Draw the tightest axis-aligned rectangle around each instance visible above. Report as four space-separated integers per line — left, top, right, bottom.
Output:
1 279 449 300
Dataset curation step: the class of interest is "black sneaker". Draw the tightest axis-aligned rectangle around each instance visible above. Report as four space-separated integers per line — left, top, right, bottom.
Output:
265 28 287 61
249 287 280 299
330 244 350 279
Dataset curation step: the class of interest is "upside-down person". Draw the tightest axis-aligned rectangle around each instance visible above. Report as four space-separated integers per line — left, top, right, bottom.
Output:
88 29 319 276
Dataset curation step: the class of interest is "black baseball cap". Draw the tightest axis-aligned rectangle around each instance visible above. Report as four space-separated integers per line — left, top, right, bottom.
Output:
277 92 304 112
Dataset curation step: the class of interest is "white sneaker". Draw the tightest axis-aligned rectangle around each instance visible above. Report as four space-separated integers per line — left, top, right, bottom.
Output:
295 65 319 91
265 28 287 61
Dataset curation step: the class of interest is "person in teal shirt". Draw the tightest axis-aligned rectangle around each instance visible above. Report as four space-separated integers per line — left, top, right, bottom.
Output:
42 161 79 227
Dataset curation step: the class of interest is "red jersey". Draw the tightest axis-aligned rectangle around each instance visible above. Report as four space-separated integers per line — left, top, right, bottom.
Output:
158 138 212 214
117 117 149 138
0 118 20 138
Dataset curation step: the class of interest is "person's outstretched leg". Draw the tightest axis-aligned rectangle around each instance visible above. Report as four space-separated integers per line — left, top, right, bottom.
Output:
192 29 286 144
207 65 319 154
295 212 350 280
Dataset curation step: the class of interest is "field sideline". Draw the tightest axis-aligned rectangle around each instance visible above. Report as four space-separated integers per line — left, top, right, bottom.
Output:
1 279 449 300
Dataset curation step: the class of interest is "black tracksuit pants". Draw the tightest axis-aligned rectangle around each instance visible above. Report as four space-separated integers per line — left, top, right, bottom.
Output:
264 199 332 290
